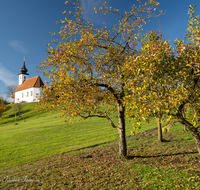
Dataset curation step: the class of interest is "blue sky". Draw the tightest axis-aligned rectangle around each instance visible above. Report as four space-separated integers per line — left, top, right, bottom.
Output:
1 0 200 99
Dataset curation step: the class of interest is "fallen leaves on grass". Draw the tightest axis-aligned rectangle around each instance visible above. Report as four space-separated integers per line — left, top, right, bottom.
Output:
0 128 200 189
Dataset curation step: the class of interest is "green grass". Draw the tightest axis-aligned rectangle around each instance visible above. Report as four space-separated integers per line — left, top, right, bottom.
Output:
0 103 200 189
0 103 154 169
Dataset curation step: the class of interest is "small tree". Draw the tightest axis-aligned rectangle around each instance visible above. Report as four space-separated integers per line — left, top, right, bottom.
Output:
127 5 200 155
13 102 23 117
126 31 173 142
0 97 11 120
39 0 161 157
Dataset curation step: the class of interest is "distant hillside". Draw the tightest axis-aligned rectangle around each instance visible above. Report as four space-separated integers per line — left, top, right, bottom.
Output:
0 102 54 126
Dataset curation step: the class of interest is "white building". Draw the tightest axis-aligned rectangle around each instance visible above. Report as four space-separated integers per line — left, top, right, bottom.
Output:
14 60 44 103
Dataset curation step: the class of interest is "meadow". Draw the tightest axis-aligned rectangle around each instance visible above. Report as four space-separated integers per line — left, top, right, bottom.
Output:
0 103 200 189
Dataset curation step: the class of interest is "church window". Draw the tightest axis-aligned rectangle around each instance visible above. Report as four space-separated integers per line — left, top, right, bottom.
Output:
31 91 33 96
27 91 29 97
22 92 24 98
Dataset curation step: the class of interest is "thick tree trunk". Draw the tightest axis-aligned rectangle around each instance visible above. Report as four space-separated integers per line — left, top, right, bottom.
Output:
193 132 200 155
178 118 200 155
117 101 127 157
183 111 188 132
157 117 163 142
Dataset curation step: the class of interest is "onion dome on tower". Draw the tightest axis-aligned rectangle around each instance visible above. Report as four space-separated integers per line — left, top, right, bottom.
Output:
19 58 29 75
18 57 29 85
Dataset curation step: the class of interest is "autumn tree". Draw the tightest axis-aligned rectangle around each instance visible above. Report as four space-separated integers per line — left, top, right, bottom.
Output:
126 31 175 142
0 97 11 120
127 5 200 155
39 0 161 157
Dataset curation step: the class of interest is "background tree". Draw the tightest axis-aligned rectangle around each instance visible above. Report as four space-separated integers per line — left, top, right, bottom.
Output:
0 97 11 120
13 103 23 117
126 31 174 142
127 5 200 155
39 0 161 157
5 85 17 100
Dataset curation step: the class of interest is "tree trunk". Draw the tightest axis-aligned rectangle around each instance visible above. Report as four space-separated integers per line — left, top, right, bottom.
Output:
183 111 188 132
184 125 187 132
15 113 17 125
117 101 127 157
0 113 2 120
157 117 163 142
22 113 26 122
178 118 200 155
193 132 200 155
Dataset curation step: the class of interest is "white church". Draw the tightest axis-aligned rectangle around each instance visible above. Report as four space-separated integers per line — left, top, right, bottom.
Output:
14 59 44 103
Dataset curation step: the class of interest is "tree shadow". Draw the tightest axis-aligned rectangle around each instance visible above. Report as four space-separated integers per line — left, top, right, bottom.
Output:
162 139 171 142
127 151 198 159
9 109 31 117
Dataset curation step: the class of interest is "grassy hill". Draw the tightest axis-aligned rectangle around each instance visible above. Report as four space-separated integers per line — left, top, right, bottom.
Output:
0 102 200 189
0 102 153 169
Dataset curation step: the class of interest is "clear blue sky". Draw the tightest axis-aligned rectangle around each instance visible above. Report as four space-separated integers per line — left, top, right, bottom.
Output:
1 0 200 99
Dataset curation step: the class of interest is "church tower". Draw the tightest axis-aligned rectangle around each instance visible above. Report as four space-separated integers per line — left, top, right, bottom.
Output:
19 58 29 85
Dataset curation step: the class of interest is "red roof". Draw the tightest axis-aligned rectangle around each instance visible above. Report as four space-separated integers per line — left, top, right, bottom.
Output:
15 76 44 92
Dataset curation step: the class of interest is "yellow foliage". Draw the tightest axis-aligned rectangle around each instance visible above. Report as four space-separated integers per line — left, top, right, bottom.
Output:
38 0 163 156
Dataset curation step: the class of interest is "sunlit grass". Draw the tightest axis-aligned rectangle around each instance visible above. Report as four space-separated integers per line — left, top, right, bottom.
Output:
0 102 157 169
1 103 199 189
0 121 199 189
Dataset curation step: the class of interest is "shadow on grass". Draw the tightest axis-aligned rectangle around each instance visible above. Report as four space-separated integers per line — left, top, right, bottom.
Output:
127 151 198 159
8 109 31 117
162 139 171 142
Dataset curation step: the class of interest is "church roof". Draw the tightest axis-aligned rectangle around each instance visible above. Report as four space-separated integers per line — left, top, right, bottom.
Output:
15 76 44 92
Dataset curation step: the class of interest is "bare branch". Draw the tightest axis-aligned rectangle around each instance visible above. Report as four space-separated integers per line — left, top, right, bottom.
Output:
80 111 118 129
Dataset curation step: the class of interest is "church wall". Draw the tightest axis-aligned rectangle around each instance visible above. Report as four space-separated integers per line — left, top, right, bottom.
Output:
33 87 42 102
15 87 42 103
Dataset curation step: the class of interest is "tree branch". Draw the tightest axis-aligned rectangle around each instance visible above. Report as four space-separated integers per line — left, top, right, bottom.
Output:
104 112 118 129
93 83 119 101
163 121 178 129
80 111 117 129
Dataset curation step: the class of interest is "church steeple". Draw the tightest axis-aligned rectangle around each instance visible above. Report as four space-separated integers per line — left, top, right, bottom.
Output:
19 57 29 75
18 57 29 85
